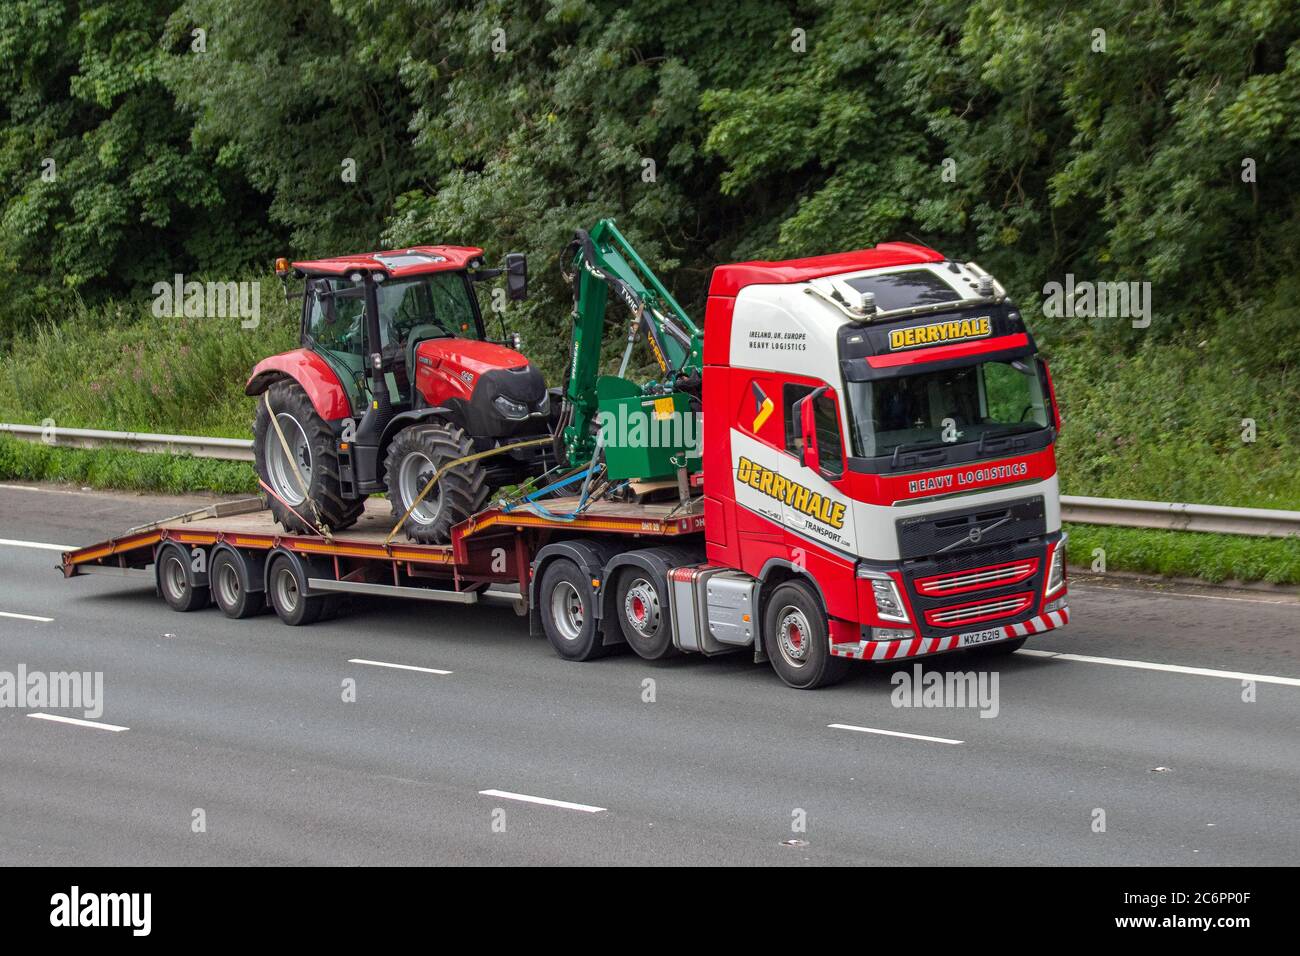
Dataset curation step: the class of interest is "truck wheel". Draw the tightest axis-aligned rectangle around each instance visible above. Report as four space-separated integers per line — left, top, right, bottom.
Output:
968 636 1027 657
253 379 364 534
384 423 488 544
210 549 265 619
762 580 848 690
614 566 676 659
539 559 606 661
266 554 324 626
157 543 209 612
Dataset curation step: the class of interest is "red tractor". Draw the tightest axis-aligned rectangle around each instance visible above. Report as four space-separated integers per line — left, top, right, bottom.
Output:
246 246 554 542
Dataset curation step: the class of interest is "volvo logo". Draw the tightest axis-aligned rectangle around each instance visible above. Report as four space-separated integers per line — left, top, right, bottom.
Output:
937 514 1011 553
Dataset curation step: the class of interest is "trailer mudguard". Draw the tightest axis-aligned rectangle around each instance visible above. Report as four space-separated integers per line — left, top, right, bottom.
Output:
262 547 331 596
528 538 625 644
210 543 266 594
245 349 353 422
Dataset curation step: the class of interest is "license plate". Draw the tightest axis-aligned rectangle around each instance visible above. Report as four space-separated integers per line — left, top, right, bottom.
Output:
957 627 1004 648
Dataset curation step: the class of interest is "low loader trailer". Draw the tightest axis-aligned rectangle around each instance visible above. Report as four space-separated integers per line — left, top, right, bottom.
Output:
61 230 1070 689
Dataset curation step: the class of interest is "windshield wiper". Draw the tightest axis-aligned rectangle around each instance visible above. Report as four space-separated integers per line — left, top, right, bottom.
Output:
890 440 949 468
976 423 1042 456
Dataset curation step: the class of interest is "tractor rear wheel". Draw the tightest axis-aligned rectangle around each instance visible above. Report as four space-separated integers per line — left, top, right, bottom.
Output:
384 423 489 544
253 379 364 533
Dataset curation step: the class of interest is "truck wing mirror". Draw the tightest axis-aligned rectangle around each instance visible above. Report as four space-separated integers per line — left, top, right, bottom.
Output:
795 386 827 471
505 252 528 301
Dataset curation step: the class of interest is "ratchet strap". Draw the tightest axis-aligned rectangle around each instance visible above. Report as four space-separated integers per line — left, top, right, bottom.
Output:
384 435 553 546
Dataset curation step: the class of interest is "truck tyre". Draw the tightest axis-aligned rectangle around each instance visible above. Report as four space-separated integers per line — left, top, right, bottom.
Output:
384 422 488 544
253 379 364 534
157 543 210 612
968 636 1027 657
210 549 265 619
266 554 324 626
762 580 848 690
614 566 676 659
539 558 607 661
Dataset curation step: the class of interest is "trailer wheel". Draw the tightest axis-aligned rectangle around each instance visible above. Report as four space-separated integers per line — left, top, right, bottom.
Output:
157 543 210 612
614 566 676 659
967 636 1027 657
761 580 848 690
210 549 265 620
539 559 606 661
267 554 324 626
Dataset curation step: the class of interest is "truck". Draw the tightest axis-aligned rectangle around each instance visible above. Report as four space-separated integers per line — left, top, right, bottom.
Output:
61 222 1069 689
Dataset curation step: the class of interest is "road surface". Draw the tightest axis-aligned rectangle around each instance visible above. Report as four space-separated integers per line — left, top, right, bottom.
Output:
1 482 1296 865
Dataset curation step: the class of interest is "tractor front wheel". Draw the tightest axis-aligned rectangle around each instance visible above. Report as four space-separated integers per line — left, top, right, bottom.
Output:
253 380 364 533
384 423 489 544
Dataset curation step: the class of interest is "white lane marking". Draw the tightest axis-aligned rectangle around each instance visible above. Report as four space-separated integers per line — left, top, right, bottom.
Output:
0 611 53 623
0 484 41 491
0 537 74 552
828 723 964 745
1072 584 1298 607
478 789 606 813
1017 649 1300 687
348 658 452 676
28 713 128 732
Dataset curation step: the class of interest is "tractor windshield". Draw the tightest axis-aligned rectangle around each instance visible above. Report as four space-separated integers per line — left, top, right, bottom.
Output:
844 358 1052 460
376 273 481 347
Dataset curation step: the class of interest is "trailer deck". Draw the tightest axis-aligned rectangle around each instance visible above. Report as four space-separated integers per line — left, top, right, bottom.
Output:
62 494 705 578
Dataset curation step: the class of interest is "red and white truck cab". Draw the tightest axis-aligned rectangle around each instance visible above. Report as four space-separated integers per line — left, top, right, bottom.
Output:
697 242 1069 684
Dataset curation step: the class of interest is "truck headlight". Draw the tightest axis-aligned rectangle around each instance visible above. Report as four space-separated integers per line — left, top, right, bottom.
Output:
857 567 910 623
1045 535 1067 597
493 395 529 420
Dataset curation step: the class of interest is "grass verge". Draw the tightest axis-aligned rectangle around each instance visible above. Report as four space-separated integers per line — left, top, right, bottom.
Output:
0 436 256 496
1064 522 1300 586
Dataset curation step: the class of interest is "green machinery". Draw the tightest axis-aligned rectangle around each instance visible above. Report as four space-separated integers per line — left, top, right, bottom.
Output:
558 219 704 483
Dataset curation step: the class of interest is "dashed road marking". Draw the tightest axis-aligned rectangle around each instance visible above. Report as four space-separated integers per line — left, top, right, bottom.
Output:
0 611 53 622
828 723 964 745
348 658 452 676
0 538 72 552
478 789 606 813
27 713 128 732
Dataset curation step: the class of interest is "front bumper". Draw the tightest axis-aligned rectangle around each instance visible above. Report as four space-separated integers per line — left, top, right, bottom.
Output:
830 599 1069 661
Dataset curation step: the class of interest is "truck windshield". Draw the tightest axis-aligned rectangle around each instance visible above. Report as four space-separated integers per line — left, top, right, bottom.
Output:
844 359 1050 459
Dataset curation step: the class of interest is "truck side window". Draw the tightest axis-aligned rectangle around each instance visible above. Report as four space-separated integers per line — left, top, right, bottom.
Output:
783 384 845 478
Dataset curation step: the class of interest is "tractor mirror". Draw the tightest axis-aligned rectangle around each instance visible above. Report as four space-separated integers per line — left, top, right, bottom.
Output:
505 253 528 301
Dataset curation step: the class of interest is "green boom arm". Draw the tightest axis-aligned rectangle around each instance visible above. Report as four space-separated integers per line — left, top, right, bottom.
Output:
560 219 703 468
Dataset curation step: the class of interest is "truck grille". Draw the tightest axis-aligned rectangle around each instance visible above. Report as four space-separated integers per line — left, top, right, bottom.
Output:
896 495 1045 561
899 536 1051 639
915 558 1038 597
924 591 1035 628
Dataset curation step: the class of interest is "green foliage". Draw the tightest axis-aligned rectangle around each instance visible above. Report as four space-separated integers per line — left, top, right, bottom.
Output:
0 434 256 494
0 0 274 335
1065 523 1300 586
0 272 296 435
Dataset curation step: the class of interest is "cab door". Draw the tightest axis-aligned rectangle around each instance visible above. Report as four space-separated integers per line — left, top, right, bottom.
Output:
779 381 858 556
